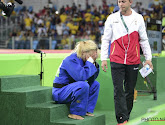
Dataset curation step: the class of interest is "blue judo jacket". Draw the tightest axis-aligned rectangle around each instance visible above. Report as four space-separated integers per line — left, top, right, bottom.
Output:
53 53 100 85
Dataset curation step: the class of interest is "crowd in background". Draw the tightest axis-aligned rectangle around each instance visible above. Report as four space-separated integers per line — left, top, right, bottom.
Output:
5 0 165 49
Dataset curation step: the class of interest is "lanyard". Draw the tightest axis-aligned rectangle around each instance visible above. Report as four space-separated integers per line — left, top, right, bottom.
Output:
120 13 129 33
120 13 130 64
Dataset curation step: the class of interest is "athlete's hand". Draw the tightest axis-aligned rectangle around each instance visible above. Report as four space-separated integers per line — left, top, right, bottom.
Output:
85 53 91 61
101 60 108 72
90 50 98 61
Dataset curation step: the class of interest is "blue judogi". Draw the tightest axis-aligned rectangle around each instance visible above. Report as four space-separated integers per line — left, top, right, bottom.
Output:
52 53 100 116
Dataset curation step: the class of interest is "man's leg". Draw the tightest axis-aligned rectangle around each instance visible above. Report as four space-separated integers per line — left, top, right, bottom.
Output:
124 64 139 117
110 62 128 123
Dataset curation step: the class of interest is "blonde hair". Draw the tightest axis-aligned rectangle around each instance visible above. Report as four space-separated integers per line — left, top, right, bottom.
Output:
73 40 98 58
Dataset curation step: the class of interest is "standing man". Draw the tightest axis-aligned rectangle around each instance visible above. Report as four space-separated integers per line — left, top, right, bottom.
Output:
101 0 153 125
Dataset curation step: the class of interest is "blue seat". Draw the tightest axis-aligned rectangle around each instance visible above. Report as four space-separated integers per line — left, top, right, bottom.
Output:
52 40 57 49
28 6 33 12
33 40 39 49
14 8 18 13
54 5 57 10
16 6 23 14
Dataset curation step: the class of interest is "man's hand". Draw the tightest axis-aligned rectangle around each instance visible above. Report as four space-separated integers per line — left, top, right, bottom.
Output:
101 60 108 72
144 60 153 70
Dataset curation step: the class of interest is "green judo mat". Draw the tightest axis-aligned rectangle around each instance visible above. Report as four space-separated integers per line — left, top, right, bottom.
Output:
0 52 165 125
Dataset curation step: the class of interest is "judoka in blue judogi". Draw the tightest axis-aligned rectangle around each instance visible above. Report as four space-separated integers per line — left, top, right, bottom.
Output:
52 40 100 120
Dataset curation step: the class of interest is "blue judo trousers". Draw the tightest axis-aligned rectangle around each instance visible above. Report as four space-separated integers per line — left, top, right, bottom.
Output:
52 53 100 116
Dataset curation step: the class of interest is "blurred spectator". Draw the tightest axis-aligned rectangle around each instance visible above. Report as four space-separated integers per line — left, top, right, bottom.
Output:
81 31 90 40
62 23 70 36
51 13 61 30
61 34 71 49
77 4 82 13
68 21 79 41
45 18 51 31
48 0 53 9
84 10 92 22
65 5 71 14
143 10 150 21
60 5 65 14
71 2 77 14
153 4 162 19
28 11 35 19
109 4 115 14
132 2 140 13
56 23 63 36
102 0 108 10
37 24 47 37
89 30 96 41
60 12 67 23
24 15 32 30
37 17 44 26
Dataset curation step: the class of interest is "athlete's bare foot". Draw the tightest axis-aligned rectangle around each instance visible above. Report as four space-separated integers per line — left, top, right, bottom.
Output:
68 114 84 120
86 112 94 116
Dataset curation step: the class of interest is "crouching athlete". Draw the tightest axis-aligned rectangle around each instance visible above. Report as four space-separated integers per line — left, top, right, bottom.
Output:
52 40 100 120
